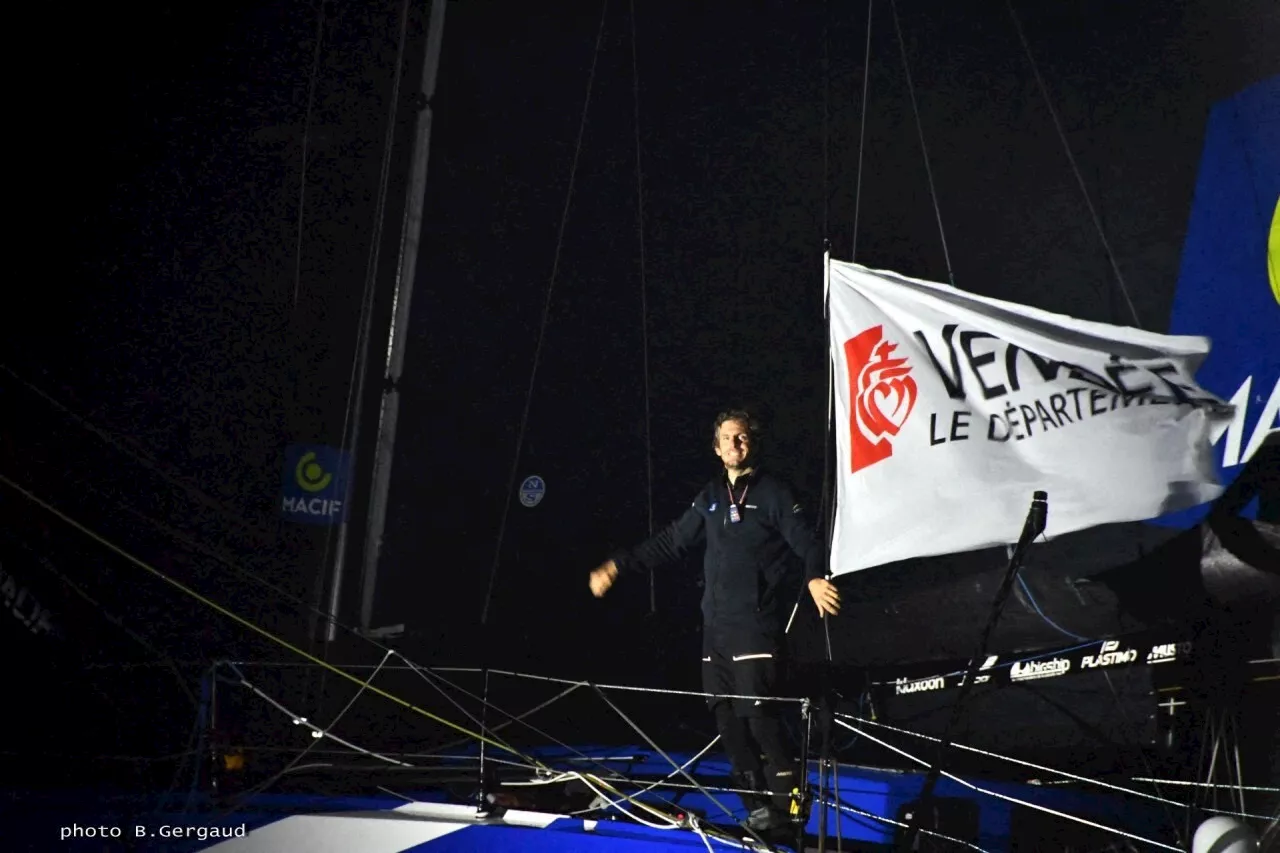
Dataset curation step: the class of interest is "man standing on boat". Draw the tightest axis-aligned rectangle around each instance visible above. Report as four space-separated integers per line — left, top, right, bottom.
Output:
588 408 840 832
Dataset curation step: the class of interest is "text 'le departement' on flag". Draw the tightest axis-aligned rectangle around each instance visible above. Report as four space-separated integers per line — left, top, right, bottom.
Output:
828 261 1235 576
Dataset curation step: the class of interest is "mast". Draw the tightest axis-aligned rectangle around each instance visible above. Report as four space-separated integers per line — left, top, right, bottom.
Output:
354 0 447 636
324 0 447 641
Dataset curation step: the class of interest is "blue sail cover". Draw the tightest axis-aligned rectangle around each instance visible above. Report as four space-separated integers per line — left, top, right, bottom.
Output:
1158 75 1280 525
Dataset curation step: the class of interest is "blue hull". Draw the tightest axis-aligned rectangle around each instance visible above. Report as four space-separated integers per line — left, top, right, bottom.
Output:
2 748 1177 852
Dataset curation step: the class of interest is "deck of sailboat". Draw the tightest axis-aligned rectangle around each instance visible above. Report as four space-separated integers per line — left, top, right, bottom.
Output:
0 747 1202 852
4 633 1275 852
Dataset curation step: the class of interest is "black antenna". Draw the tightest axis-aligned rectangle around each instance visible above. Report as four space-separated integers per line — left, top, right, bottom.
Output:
897 491 1049 850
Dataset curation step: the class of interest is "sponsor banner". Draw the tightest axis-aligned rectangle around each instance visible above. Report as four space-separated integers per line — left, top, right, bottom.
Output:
281 444 352 526
870 633 1200 699
893 675 947 696
1145 641 1192 665
828 261 1232 575
1079 638 1139 669
1009 656 1071 681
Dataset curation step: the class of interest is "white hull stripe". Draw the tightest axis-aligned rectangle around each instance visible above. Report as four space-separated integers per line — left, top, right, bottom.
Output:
201 803 562 852
731 653 772 662
200 812 466 852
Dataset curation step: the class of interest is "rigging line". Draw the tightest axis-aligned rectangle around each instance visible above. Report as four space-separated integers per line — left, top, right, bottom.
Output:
453 666 804 704
823 0 830 245
628 0 656 614
834 719 1182 852
402 663 707 820
824 796 993 853
291 0 327 313
817 247 836 665
832 753 844 853
816 0 837 680
279 0 328 575
347 0 413 435
850 0 873 262
888 0 954 286
481 0 610 625
589 685 777 851
0 364 276 545
1130 778 1280 793
1002 0 1141 328
305 0 415 689
561 771 684 830
1015 575 1089 640
565 736 722 814
0 749 198 763
0 473 531 763
1008 542 1091 642
96 482 330 622
407 678 761 845
50 465 426 682
214 746 528 763
396 659 527 762
218 665 524 799
430 682 584 753
169 706 213 815
1099 667 1186 847
840 713 1271 822
220 650 397 815
22 548 198 712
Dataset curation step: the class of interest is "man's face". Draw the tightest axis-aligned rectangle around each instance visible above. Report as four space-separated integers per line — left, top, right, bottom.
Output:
714 419 752 470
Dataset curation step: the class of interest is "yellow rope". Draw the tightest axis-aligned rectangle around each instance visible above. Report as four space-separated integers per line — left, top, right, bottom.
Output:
0 473 527 761
1 473 750 840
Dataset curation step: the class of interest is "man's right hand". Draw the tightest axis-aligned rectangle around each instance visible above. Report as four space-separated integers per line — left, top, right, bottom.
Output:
589 560 619 598
808 577 841 617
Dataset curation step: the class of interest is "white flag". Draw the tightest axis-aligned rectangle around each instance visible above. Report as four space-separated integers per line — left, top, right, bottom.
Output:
828 261 1233 576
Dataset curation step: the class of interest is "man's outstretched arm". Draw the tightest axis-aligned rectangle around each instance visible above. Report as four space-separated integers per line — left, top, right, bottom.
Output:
590 502 706 598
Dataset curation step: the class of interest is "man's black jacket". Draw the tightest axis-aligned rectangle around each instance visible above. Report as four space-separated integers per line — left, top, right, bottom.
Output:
612 468 824 635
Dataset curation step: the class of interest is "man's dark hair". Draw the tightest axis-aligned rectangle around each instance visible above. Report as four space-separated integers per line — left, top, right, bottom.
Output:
711 408 762 448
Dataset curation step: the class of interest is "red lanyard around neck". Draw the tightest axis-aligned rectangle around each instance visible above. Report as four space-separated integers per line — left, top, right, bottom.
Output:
726 481 748 506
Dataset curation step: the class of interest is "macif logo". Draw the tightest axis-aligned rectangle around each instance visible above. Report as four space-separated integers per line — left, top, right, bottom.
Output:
294 451 333 492
281 444 350 525
845 325 918 472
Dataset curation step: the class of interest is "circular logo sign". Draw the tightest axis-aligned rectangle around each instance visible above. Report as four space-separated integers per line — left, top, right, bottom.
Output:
518 475 546 508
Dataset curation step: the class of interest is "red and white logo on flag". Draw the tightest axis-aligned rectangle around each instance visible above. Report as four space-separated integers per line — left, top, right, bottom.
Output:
844 325 918 473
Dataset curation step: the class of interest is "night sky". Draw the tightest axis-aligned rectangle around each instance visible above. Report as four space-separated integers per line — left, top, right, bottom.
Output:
2 0 1278 771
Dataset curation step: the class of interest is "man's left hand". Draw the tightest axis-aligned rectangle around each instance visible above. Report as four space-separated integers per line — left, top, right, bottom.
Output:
808 577 841 617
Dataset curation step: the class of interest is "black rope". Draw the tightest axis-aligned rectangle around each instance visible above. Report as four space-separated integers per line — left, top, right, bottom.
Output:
628 0 656 614
481 0 610 625
850 0 873 262
316 0 414 716
591 685 779 851
1003 0 1142 327
889 0 954 286
822 0 831 245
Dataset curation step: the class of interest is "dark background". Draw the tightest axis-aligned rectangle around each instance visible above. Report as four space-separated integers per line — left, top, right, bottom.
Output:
1 0 1276 790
